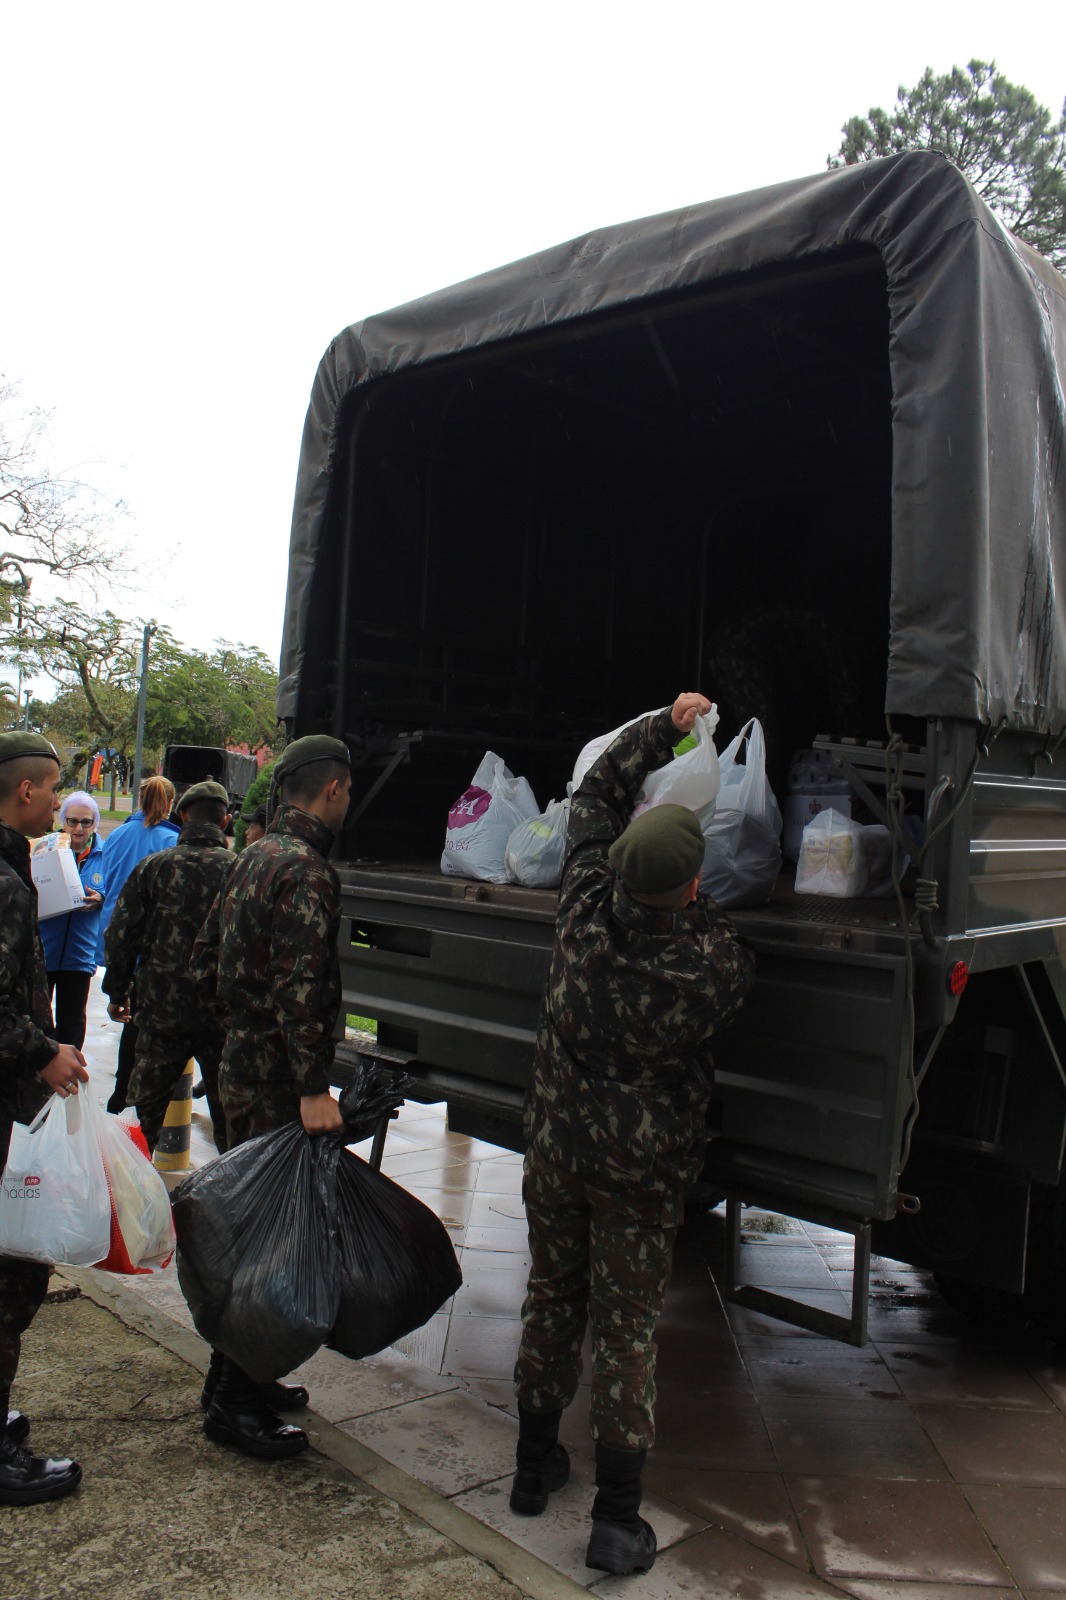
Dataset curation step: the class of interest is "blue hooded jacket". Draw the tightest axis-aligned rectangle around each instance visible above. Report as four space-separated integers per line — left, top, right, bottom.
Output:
95 816 179 965
39 832 106 973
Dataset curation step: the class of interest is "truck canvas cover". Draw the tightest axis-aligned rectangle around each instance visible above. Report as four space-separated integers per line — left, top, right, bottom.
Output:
280 151 1066 738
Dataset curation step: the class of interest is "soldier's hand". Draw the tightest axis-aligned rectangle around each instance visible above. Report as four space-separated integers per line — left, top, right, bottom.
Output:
107 999 131 1024
300 1091 345 1136
671 692 712 732
40 1045 90 1098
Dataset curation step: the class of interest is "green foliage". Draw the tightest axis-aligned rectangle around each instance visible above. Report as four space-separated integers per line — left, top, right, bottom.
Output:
829 60 1066 271
144 638 279 756
233 759 275 852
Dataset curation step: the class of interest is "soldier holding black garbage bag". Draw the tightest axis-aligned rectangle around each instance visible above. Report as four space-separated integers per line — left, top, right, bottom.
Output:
191 734 352 1459
511 693 755 1577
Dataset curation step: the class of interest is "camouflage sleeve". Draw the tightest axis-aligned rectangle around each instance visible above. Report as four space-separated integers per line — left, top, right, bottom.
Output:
560 709 680 911
686 900 757 1039
190 890 223 1017
0 877 57 1074
101 858 151 1000
269 862 342 1096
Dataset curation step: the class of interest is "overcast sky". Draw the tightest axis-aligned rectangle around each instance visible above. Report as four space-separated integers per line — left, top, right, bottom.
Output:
3 0 1063 678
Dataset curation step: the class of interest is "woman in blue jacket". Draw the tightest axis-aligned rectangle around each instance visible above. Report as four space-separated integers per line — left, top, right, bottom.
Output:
97 775 179 1113
39 791 106 1049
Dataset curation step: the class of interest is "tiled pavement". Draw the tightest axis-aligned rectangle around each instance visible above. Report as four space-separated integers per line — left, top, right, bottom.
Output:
79 974 1066 1598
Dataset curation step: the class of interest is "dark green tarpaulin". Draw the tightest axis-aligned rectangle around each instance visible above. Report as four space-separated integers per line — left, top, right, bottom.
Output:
279 152 1066 734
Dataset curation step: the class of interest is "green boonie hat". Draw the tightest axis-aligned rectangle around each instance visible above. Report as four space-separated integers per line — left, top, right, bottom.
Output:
274 735 351 782
0 732 60 766
608 803 705 894
179 780 230 809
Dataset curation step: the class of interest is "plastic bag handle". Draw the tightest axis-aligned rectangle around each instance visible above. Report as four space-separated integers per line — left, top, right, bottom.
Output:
24 1088 85 1138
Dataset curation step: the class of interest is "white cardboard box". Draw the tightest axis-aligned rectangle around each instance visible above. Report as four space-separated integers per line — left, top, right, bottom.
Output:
31 848 87 920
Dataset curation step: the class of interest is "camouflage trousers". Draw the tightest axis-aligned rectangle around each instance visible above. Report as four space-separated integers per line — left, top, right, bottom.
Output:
128 1026 226 1156
0 1254 50 1402
217 1068 302 1149
514 1143 681 1450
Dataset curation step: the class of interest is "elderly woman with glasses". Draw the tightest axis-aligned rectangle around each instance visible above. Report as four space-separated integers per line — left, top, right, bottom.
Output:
38 791 106 1049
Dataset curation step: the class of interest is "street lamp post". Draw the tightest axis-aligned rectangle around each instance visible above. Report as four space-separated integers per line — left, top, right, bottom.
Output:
130 620 157 803
22 691 30 731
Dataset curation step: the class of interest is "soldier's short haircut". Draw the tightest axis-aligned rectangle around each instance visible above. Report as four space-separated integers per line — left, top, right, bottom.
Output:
0 756 60 805
180 798 228 827
280 757 350 805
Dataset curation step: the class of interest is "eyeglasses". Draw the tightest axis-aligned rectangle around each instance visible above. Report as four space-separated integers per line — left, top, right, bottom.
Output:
65 818 94 830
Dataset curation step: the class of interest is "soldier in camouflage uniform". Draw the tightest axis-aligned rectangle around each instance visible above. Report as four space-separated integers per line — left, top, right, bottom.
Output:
0 732 87 1505
190 735 351 1460
511 694 755 1577
102 781 235 1154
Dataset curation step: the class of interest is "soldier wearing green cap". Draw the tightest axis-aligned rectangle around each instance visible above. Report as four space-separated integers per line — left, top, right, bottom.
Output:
189 734 351 1460
102 779 235 1153
0 731 86 1505
510 694 755 1577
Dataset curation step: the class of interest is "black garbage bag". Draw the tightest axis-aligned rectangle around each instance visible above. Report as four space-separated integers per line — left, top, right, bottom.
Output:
338 1060 414 1144
328 1147 463 1360
172 1123 341 1384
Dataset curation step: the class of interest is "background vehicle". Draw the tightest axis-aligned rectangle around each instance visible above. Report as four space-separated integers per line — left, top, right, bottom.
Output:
279 152 1066 1341
161 745 258 809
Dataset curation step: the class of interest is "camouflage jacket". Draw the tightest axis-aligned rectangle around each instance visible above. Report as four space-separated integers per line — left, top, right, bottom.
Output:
524 709 755 1196
191 803 341 1097
0 819 56 1153
102 822 234 1034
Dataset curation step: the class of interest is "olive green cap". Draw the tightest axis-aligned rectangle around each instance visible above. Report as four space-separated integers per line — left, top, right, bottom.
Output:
274 735 351 782
178 780 230 810
608 803 705 893
0 732 60 766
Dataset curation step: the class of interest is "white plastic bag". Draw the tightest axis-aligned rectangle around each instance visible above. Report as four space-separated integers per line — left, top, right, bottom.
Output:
441 752 539 884
96 1111 175 1272
573 707 721 827
634 708 721 825
573 710 661 792
700 719 783 908
505 796 571 888
795 808 868 898
0 1092 112 1265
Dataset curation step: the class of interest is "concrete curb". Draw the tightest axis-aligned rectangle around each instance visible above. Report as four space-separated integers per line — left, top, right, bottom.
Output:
61 1266 589 1600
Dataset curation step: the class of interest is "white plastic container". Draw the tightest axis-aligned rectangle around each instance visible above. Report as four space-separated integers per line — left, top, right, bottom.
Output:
783 749 851 863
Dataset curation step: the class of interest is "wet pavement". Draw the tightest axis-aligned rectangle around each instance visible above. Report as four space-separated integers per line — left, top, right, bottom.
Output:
68 971 1066 1596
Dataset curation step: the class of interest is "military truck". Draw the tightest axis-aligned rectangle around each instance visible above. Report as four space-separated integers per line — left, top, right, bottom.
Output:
278 152 1066 1342
161 745 258 808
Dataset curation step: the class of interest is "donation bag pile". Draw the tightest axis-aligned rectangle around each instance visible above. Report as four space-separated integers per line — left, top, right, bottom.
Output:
173 1064 462 1382
441 752 539 884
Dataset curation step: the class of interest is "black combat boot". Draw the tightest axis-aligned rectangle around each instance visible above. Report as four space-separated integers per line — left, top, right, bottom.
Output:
200 1348 309 1414
585 1441 657 1575
202 1357 309 1460
509 1404 570 1515
6 1410 30 1445
0 1390 81 1508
